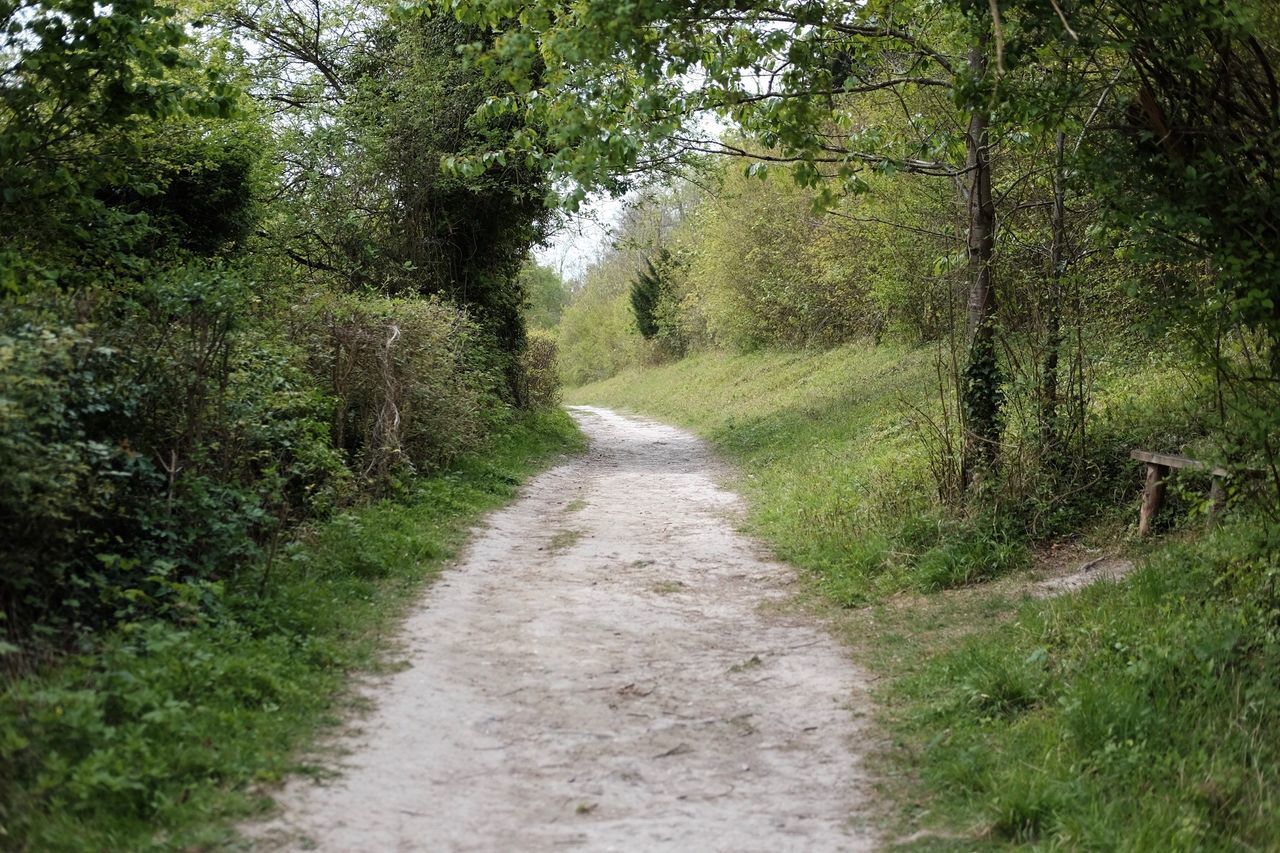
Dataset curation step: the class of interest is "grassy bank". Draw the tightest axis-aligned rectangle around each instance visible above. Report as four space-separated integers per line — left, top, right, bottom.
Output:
885 521 1280 849
570 346 1280 848
0 410 584 850
571 345 945 602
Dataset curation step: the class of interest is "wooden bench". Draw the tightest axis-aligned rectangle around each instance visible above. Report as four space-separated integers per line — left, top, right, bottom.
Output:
1130 450 1228 536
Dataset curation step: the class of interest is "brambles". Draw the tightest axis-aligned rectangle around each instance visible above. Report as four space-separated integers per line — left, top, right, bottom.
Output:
0 0 560 652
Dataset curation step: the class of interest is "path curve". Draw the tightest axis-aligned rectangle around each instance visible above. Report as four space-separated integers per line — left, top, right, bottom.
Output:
250 406 876 851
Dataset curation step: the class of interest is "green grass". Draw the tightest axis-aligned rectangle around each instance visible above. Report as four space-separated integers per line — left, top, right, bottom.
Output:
0 409 584 851
570 344 1028 601
570 344 1280 847
883 520 1280 850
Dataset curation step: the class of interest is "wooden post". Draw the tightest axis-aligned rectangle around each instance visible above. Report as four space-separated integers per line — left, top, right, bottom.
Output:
1131 450 1234 536
1138 462 1168 537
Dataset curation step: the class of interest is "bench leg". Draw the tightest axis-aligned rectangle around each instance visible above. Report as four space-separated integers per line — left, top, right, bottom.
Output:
1139 462 1169 537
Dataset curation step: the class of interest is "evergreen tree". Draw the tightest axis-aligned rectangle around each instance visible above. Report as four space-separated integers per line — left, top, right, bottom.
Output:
630 258 664 340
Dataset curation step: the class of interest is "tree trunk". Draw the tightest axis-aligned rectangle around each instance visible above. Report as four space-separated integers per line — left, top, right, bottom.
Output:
959 39 1002 492
1040 130 1067 456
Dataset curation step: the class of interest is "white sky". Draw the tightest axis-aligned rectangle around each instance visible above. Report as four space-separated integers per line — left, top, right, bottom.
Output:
533 193 625 283
529 89 733 283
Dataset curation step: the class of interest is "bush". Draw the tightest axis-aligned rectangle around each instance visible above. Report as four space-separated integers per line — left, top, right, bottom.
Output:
293 293 503 486
0 272 347 644
0 320 131 633
518 330 561 410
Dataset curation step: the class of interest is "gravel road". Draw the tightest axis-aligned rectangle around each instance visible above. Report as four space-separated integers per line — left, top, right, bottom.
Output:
249 406 876 852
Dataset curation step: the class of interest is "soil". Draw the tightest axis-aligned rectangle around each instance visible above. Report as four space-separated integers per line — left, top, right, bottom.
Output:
247 406 876 852
1031 553 1136 597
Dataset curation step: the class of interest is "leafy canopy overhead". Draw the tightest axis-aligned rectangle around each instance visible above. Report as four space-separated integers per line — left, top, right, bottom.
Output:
426 0 979 207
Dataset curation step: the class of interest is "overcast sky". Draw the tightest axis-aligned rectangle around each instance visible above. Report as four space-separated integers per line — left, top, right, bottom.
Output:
532 194 625 283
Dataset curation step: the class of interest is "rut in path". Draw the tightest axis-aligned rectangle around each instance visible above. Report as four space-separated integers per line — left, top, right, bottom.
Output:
250 406 877 852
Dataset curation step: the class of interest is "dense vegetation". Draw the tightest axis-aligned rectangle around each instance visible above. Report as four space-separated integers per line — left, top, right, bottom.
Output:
0 0 574 844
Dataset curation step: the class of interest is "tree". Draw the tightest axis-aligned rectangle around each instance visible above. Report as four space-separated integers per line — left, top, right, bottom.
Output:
990 0 1280 493
0 0 238 288
630 256 665 339
217 4 553 393
428 0 1040 490
1105 0 1280 491
520 261 570 329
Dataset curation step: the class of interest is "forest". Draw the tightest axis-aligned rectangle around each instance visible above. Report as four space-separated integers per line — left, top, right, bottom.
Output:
3 0 1280 848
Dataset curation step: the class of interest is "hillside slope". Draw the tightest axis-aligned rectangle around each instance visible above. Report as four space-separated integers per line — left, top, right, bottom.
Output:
570 345 940 602
570 346 1280 849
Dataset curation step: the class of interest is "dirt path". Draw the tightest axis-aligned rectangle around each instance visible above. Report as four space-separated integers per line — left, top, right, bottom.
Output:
250 406 876 851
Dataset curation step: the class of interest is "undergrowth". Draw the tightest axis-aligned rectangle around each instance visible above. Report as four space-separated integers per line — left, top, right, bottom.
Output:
569 344 1280 847
0 410 583 850
892 519 1280 849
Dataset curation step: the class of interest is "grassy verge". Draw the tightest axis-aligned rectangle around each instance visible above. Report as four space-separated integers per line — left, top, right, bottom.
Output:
878 520 1280 849
569 345 1073 601
570 345 1280 847
0 409 584 851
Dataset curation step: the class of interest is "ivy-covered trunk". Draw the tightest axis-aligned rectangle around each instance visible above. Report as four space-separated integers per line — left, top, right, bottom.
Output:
1040 130 1068 456
960 39 1003 492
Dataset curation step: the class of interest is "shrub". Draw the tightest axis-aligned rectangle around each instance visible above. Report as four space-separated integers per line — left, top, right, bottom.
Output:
294 293 502 486
518 330 561 410
0 320 131 635
0 270 348 645
687 164 887 350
